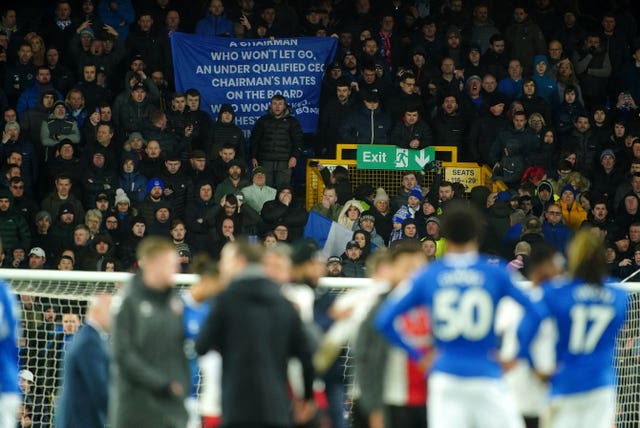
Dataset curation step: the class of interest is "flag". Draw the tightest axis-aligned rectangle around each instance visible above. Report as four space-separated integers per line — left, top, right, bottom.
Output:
303 211 354 257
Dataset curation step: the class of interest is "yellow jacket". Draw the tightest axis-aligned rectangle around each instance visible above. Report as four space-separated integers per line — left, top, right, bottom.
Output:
558 200 587 231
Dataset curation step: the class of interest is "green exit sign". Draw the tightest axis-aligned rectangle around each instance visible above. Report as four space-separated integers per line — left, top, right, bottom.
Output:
356 145 435 170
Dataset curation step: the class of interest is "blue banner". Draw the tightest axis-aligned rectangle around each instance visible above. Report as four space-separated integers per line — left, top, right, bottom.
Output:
171 33 337 138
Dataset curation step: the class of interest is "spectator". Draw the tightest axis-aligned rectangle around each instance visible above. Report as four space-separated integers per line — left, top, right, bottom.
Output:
558 184 587 230
32 210 55 260
118 155 147 206
8 176 36 227
504 5 545 72
481 34 509 82
126 11 169 75
116 215 145 269
16 66 62 118
183 89 214 154
573 34 612 108
389 105 433 150
4 42 36 105
241 166 276 215
316 163 352 206
195 0 233 37
341 240 366 277
81 148 118 207
318 77 357 158
498 59 524 101
98 0 135 41
467 92 508 165
160 154 192 220
311 185 342 221
20 89 55 151
80 233 120 271
139 178 166 224
139 139 164 179
363 188 390 245
567 113 599 178
213 159 250 202
339 90 391 146
185 180 217 255
0 187 30 252
75 63 111 113
115 82 154 139
337 199 365 230
518 79 552 125
592 149 625 202
143 109 191 158
431 94 467 153
355 212 384 248
250 94 303 188
40 100 81 161
27 246 47 269
386 72 424 122
209 104 244 161
489 110 538 186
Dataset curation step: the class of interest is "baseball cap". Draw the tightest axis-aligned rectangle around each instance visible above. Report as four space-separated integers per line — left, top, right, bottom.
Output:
346 240 360 250
29 247 46 258
19 369 34 383
362 90 380 103
327 256 342 264
95 192 109 202
58 203 75 216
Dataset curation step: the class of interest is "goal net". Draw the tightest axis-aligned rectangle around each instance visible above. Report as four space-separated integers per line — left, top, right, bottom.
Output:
2 269 197 428
3 269 640 427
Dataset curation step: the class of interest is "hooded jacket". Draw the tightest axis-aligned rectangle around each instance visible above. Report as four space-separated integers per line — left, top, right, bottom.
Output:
532 55 558 104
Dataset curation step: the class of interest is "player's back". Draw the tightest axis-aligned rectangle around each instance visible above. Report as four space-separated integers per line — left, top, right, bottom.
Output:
420 253 528 378
542 278 628 396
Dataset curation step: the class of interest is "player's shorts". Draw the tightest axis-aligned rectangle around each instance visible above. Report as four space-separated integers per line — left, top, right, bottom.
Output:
0 393 21 428
428 372 525 428
543 386 615 428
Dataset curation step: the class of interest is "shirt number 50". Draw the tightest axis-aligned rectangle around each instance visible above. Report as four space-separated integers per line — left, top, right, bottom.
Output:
433 288 494 341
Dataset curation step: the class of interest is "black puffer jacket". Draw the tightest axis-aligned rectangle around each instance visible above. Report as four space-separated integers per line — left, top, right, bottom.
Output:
250 107 303 162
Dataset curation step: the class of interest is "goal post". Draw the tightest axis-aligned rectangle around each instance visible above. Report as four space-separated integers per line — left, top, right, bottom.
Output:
3 269 640 427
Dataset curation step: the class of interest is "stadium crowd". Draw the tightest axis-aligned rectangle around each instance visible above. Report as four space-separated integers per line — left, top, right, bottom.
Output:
0 0 638 278
1 0 640 426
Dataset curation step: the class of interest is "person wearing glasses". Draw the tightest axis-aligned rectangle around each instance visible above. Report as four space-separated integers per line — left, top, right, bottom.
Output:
541 203 572 255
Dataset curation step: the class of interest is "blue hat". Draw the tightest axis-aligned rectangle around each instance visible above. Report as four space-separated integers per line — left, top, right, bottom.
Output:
561 184 577 196
496 191 511 203
408 188 423 200
147 178 165 194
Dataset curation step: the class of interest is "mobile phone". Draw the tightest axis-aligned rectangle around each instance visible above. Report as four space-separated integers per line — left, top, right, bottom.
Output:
309 160 319 167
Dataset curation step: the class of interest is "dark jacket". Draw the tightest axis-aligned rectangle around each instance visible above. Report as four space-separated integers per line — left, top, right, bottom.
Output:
0 196 31 251
210 108 245 160
55 324 109 428
467 111 507 165
195 269 314 426
261 199 308 241
108 272 190 428
250 107 303 162
318 95 357 157
389 118 433 149
339 105 392 145
431 109 467 152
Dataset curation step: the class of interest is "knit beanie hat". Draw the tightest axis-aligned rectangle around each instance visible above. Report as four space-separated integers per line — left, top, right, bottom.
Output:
373 187 389 204
114 188 130 205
